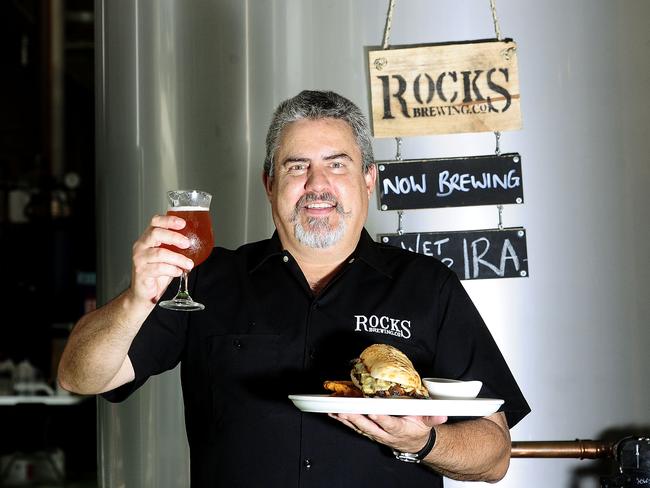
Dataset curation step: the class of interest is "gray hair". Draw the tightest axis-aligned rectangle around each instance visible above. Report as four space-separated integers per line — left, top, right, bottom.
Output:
263 90 374 177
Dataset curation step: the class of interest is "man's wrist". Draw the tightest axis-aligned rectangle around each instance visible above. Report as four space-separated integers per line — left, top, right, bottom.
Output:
392 427 437 463
122 288 157 316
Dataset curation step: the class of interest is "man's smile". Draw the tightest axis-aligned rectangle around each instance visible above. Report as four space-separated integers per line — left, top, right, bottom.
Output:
305 202 334 209
294 192 341 219
303 201 336 216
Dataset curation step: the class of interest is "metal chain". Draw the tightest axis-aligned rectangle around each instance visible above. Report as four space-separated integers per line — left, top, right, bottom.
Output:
497 204 504 230
382 0 402 236
397 210 404 235
395 135 403 234
489 0 503 41
490 0 504 164
382 0 397 49
492 0 505 233
494 130 501 155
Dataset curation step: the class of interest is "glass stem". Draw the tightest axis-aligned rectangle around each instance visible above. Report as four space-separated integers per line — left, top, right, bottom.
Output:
175 271 191 301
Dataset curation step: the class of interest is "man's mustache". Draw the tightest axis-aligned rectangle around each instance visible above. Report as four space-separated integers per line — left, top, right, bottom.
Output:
295 192 340 210
290 192 350 224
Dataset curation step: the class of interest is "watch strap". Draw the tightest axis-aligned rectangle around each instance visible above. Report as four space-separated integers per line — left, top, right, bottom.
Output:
392 427 437 463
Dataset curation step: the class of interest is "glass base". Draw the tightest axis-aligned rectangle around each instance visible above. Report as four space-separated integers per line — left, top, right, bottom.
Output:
159 298 205 311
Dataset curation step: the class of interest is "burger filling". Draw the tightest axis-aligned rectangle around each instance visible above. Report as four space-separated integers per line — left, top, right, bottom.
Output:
351 360 426 398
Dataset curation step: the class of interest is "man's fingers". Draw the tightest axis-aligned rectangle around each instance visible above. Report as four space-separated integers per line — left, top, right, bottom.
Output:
337 414 387 439
150 214 186 230
369 414 447 433
416 415 448 427
138 227 191 250
132 228 191 269
132 216 190 254
328 413 357 431
134 248 194 273
328 413 435 453
367 414 402 432
127 215 194 303
329 414 378 441
142 263 184 278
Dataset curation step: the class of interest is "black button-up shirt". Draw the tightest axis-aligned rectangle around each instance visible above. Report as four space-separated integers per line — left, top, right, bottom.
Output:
104 229 530 487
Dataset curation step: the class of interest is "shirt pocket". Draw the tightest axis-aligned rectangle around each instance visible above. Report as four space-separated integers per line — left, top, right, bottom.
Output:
206 333 282 426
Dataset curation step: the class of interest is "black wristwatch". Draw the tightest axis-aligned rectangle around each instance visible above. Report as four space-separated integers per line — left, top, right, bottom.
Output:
392 428 437 463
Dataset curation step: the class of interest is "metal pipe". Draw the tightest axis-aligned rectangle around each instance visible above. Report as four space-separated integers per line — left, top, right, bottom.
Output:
511 440 615 459
48 0 65 180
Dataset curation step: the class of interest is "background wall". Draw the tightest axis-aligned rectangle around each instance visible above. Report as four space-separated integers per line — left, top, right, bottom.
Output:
96 1 650 486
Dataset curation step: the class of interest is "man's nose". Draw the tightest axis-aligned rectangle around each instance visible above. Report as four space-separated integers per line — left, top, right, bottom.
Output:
304 166 330 191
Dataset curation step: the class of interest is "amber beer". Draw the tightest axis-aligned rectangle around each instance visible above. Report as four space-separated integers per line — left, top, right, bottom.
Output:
163 206 214 266
159 190 212 311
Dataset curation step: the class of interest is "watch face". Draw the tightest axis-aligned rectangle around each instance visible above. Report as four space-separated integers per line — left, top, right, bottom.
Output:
393 451 421 463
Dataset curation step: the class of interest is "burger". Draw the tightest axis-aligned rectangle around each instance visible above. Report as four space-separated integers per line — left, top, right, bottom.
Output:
349 344 429 399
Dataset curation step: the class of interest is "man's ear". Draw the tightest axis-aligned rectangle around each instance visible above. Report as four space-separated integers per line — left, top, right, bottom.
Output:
262 171 273 201
364 163 377 197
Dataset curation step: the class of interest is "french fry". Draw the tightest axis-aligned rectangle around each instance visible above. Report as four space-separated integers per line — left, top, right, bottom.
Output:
323 380 363 397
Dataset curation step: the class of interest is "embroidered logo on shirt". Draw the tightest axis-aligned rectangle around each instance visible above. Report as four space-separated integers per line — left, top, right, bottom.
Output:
353 315 412 339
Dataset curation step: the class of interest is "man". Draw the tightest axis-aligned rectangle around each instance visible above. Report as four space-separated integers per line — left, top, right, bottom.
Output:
58 90 530 487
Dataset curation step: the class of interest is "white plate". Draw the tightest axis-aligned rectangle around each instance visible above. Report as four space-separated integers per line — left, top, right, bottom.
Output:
288 394 504 417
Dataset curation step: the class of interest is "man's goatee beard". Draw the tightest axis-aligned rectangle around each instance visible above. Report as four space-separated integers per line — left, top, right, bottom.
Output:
294 217 346 248
290 192 349 249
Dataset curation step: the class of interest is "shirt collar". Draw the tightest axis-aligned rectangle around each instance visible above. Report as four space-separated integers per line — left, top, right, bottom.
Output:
249 231 284 274
354 228 393 278
249 228 393 279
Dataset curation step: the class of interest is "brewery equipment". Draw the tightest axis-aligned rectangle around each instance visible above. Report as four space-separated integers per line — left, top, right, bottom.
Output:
512 437 650 487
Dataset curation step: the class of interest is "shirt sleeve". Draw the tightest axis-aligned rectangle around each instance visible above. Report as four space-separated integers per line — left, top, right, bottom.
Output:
433 272 531 428
101 284 189 403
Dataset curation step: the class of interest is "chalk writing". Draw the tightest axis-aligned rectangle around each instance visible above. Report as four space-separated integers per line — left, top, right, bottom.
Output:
382 174 427 195
436 169 520 197
378 154 523 210
462 237 520 279
378 228 528 280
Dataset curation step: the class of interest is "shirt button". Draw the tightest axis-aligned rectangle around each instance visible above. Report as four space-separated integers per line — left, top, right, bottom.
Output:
282 255 289 263
233 339 242 349
303 458 312 470
348 258 355 264
309 348 316 360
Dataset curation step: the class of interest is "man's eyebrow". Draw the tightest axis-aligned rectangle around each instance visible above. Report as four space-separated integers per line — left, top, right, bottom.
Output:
281 157 310 166
323 153 352 161
280 153 352 165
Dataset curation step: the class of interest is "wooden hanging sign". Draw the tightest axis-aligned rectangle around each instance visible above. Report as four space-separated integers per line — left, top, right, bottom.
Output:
377 153 524 210
367 40 522 137
377 228 529 280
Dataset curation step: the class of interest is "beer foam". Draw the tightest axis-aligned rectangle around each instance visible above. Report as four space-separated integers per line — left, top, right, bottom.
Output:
168 206 209 211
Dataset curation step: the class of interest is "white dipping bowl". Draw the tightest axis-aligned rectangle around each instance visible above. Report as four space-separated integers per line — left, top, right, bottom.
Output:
422 378 483 399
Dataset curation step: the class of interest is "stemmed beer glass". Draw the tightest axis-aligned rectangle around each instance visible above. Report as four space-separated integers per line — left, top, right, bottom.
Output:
159 190 214 311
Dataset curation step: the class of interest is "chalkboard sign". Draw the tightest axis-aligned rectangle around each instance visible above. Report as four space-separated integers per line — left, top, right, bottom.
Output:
378 228 528 280
378 153 523 210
